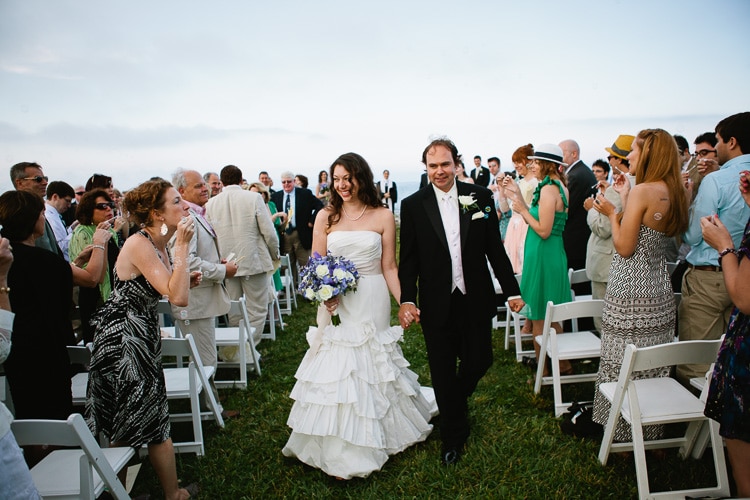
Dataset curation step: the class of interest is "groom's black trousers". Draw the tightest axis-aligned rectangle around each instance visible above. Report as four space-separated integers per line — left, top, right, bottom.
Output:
422 288 493 450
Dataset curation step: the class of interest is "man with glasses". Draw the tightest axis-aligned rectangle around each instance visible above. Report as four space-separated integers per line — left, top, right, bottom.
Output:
677 112 750 385
270 171 323 284
694 132 720 177
591 159 610 184
44 181 75 262
9 162 61 256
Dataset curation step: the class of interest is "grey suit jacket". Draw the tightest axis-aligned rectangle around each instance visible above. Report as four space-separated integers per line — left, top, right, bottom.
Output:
585 186 622 283
169 208 231 320
205 185 279 277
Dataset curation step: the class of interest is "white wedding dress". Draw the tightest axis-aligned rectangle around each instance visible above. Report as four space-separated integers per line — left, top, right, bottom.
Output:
282 230 438 479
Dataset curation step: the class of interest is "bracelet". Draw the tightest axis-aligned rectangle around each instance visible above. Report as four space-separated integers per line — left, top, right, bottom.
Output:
92 245 106 251
718 247 738 265
0 287 10 294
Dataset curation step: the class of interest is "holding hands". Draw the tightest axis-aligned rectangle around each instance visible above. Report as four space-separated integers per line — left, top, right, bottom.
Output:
398 303 420 329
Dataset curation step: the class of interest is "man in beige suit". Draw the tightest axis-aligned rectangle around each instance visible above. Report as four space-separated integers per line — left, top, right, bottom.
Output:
205 165 279 345
170 169 239 417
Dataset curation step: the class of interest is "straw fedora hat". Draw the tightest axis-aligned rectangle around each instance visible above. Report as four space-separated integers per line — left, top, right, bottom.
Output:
528 143 567 166
605 134 635 160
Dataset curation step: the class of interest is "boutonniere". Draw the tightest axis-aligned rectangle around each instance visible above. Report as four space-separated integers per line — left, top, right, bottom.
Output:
458 194 479 214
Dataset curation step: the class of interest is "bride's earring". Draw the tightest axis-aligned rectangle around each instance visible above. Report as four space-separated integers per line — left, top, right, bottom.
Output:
160 220 168 236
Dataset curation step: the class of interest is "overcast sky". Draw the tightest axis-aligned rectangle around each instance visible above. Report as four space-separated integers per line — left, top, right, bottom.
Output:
1 0 749 193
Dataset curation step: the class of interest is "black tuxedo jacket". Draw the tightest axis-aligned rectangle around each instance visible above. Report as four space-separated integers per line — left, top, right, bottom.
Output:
271 187 323 250
563 161 597 269
470 166 491 187
398 181 520 328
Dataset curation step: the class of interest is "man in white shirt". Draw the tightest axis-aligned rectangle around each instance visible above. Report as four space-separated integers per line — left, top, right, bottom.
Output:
44 181 75 261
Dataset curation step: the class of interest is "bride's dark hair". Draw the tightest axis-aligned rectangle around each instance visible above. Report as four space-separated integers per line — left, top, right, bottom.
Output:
326 152 382 229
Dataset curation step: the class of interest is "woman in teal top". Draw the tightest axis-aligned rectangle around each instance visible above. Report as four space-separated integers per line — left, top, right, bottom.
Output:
69 189 124 343
505 144 572 376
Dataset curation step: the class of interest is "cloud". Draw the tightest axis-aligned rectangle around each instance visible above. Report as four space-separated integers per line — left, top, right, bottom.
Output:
0 122 316 148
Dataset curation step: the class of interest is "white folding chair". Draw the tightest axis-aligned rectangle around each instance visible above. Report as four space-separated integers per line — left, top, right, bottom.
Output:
215 296 262 388
278 254 298 315
568 268 592 333
533 300 603 416
11 413 134 500
68 344 93 407
262 293 284 341
157 299 181 341
597 339 728 499
161 334 224 456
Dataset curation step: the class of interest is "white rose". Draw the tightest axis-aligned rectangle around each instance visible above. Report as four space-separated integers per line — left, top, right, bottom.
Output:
345 272 354 281
315 264 329 277
332 268 346 280
458 194 475 206
304 289 315 300
318 285 334 301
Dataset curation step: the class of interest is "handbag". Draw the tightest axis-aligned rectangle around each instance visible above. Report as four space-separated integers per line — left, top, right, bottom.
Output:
559 401 603 439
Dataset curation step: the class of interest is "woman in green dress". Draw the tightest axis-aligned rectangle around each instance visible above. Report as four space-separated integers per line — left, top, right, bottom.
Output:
505 143 572 376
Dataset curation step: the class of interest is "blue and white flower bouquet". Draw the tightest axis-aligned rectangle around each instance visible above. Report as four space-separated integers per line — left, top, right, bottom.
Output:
298 251 359 307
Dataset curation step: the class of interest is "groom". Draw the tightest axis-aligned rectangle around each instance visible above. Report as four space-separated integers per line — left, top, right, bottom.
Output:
398 137 524 465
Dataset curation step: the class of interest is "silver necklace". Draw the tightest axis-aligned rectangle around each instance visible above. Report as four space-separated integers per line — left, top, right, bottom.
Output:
342 204 367 221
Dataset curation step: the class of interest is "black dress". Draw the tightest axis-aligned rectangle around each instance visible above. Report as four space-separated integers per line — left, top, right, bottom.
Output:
85 268 170 448
5 243 74 419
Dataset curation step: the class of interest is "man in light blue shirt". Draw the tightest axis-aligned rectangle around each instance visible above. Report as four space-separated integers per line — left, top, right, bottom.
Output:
678 111 750 383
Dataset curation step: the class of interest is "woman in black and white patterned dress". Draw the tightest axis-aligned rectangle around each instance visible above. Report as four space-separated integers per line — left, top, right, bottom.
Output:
591 129 689 441
86 179 200 500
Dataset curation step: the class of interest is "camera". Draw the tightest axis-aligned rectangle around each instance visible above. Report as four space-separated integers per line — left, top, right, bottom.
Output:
504 171 517 179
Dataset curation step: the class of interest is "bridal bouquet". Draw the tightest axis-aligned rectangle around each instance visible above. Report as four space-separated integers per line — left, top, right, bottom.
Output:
298 251 360 306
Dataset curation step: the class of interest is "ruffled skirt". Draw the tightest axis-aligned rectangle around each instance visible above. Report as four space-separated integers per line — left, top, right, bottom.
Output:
283 289 437 478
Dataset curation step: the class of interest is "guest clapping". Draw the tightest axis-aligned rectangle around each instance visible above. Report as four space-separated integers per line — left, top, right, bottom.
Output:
505 144 572 375
69 190 125 343
701 170 750 497
86 179 198 500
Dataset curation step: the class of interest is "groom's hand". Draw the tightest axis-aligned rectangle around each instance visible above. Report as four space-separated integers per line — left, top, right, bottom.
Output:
398 303 420 329
508 298 525 313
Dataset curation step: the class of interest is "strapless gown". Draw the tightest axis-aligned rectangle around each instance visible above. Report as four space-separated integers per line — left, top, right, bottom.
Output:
282 230 437 479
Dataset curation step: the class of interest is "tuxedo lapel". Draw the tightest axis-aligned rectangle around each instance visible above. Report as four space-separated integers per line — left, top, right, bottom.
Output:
422 189 449 252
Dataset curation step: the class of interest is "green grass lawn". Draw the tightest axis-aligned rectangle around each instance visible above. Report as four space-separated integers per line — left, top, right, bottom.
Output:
131 297 727 498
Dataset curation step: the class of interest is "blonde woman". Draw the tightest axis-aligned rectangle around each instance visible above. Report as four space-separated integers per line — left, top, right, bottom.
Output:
591 129 689 441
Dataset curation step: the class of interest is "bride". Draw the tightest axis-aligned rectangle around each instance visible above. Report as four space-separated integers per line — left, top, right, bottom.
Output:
282 152 437 479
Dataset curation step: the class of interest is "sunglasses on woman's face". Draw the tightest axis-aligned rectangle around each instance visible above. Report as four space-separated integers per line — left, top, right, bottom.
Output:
95 202 116 210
